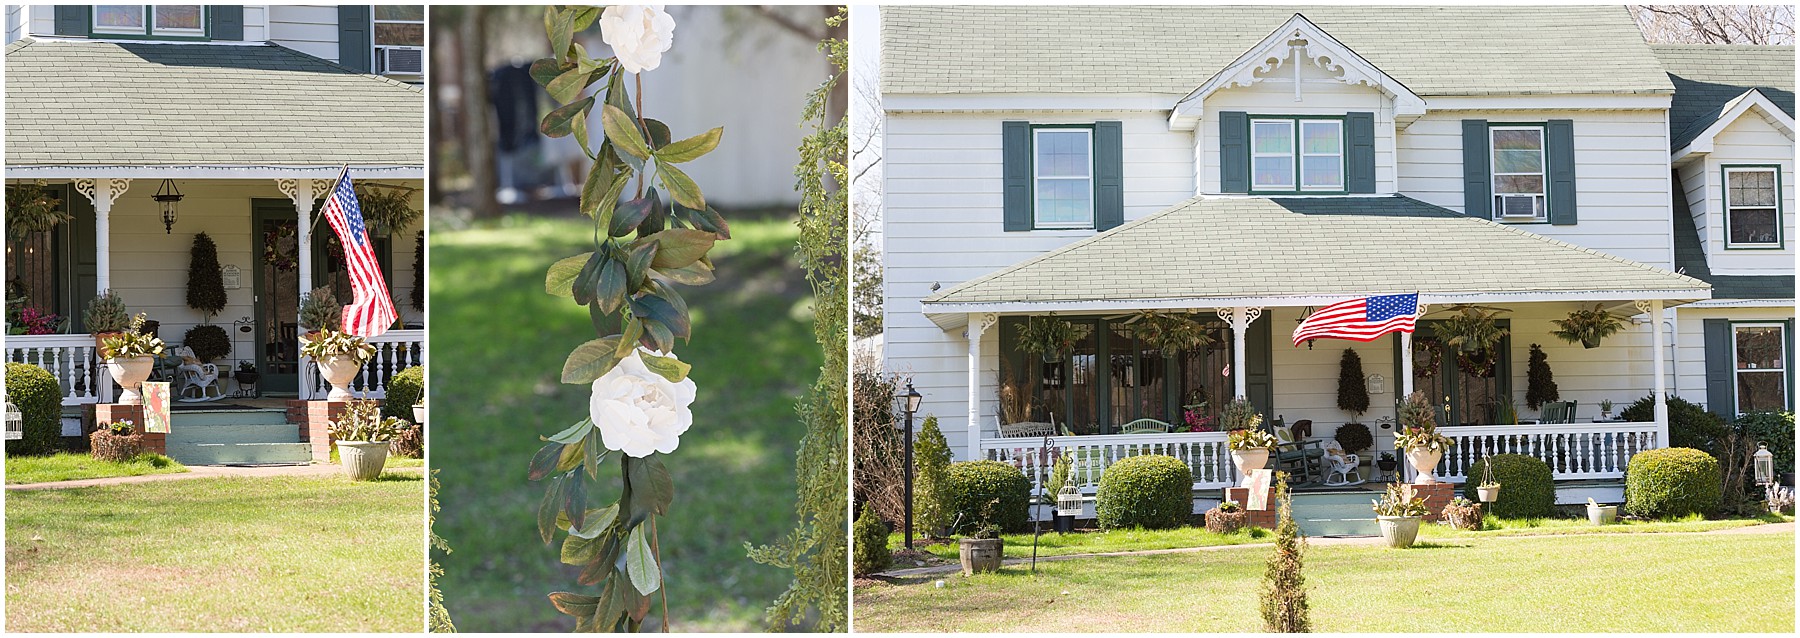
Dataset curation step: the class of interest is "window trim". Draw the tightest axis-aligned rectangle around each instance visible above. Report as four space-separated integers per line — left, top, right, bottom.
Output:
1730 321 1790 414
1245 114 1347 195
89 5 210 41
371 5 426 78
1721 164 1784 250
1029 124 1096 230
1489 123 1548 223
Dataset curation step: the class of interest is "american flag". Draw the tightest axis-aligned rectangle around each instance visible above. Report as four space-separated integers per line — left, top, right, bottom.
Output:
320 168 397 337
1291 293 1420 346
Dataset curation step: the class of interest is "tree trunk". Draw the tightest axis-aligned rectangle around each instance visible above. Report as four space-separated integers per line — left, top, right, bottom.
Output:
459 6 500 219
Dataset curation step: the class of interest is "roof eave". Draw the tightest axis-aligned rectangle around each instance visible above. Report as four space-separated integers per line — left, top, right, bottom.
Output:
4 165 425 180
1671 88 1797 161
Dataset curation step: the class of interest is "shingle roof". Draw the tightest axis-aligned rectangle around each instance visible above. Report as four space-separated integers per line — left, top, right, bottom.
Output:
1670 171 1795 300
883 6 1673 97
5 39 423 168
1651 44 1795 149
925 196 1710 306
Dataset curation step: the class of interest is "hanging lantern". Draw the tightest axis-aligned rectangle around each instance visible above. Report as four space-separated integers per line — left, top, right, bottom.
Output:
153 179 183 234
1754 443 1775 487
1056 483 1083 517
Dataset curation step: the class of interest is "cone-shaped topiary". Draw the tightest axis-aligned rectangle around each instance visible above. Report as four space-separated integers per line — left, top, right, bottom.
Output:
1525 344 1559 411
913 415 955 538
1260 477 1310 632
1336 349 1370 419
185 232 227 321
852 503 892 576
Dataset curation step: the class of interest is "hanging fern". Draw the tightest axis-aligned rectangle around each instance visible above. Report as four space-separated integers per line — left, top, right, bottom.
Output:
357 185 421 236
6 181 71 240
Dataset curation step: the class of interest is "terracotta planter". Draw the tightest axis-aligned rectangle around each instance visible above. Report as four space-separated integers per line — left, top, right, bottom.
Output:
1477 485 1500 503
336 440 390 481
1231 447 1269 484
958 538 1004 575
1377 515 1422 548
1587 503 1617 526
317 355 365 401
1405 447 1443 484
104 355 156 404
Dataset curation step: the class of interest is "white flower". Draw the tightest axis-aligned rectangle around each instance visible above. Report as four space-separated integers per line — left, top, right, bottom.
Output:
599 5 676 74
590 348 697 457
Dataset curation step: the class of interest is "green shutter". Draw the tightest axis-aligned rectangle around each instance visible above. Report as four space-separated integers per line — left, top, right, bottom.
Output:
1002 121 1032 231
211 6 244 41
1546 119 1577 225
337 5 372 72
1346 112 1376 193
1788 319 1796 411
54 6 86 35
1703 318 1734 418
1247 313 1274 424
1462 119 1491 218
1094 121 1124 231
1219 111 1249 194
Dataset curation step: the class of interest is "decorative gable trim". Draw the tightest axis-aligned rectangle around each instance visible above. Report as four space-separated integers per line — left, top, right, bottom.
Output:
1673 88 1796 162
1169 13 1426 131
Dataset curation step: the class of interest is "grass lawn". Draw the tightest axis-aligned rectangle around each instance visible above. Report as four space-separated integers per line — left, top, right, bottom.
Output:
1419 512 1793 538
5 452 187 485
6 474 424 632
430 213 817 632
890 526 1270 562
855 528 1795 632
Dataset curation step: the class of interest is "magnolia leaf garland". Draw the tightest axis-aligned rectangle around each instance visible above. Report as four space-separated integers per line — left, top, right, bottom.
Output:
527 6 727 632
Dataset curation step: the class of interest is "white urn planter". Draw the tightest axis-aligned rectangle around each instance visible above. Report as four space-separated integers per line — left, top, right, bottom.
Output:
1477 485 1501 503
1405 447 1444 484
1377 515 1423 548
1587 503 1618 526
336 440 390 481
317 355 365 401
104 356 156 405
1231 447 1270 484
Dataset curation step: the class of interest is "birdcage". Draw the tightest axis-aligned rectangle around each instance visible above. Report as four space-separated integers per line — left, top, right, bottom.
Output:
4 399 22 441
1056 483 1083 517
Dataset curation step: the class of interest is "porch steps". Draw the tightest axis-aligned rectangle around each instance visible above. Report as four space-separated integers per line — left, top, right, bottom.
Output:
1289 491 1381 537
165 409 311 466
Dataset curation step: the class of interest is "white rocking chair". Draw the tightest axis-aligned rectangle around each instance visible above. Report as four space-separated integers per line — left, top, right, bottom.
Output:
172 347 226 402
1321 440 1365 487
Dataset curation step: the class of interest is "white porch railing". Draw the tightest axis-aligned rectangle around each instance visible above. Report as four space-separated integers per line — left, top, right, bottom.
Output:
1414 421 1663 483
981 431 1237 495
4 334 105 406
300 329 425 400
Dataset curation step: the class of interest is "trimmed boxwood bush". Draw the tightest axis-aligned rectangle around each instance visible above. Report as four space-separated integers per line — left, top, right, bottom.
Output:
5 362 63 456
852 503 891 576
1625 447 1721 518
182 324 232 362
384 365 425 421
1096 454 1193 530
1620 395 1727 453
944 460 1032 534
1460 454 1555 519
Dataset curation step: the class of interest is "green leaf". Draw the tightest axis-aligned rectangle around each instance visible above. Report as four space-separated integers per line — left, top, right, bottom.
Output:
548 7 575 62
538 475 563 544
642 118 673 150
545 252 592 298
529 57 575 87
583 425 606 480
644 228 716 269
561 469 588 530
630 455 675 516
562 337 625 384
571 251 604 306
630 283 691 341
546 418 591 444
636 317 674 353
546 66 598 105
570 6 602 33
623 524 662 596
673 204 731 239
653 126 723 163
639 351 690 384
561 530 603 565
623 241 656 292
655 161 706 210
616 319 644 360
541 96 594 139
601 103 653 160
609 192 659 238
569 503 620 540
548 591 601 619
651 259 715 286
528 441 565 481
556 437 585 472
595 258 627 315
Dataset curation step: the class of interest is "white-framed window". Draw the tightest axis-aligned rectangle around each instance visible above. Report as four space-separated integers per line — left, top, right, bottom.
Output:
1733 323 1788 413
92 5 204 38
1251 119 1296 191
373 5 426 77
1490 125 1546 220
1299 120 1344 191
1032 127 1093 229
1723 166 1781 248
1250 117 1344 192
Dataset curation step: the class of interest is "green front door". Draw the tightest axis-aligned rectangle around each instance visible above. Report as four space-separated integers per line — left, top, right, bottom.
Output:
1401 321 1512 426
251 201 301 395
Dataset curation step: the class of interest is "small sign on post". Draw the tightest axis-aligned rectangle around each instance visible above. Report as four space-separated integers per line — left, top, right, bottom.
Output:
142 382 172 434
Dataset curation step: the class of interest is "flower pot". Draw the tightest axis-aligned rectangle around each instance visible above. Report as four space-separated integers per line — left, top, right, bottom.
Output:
1053 514 1074 534
1477 485 1500 503
1587 503 1617 526
104 355 156 404
412 403 426 424
1405 447 1443 484
336 440 390 481
1581 336 1600 349
1231 447 1269 483
958 537 1004 575
235 371 260 386
316 355 364 401
1377 459 1397 472
1206 509 1248 535
1377 515 1422 548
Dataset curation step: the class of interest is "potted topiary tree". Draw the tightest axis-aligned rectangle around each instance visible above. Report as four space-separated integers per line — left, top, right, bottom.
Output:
1337 348 1370 427
297 286 342 340
99 314 164 405
182 325 231 364
1395 391 1454 483
327 398 404 481
1525 344 1559 413
300 329 376 401
83 290 131 350
1371 481 1428 548
1552 304 1625 349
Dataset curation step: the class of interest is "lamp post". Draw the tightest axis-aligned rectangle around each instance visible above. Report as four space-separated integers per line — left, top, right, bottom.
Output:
901 382 922 550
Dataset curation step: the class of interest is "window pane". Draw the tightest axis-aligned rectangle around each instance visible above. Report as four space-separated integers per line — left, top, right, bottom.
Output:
1302 155 1342 187
1301 122 1341 154
374 5 425 21
1495 174 1544 194
1035 178 1091 224
1253 156 1293 188
1494 149 1542 173
1252 122 1292 154
1728 170 1777 207
1736 326 1784 369
94 6 144 29
1738 372 1787 413
1729 208 1778 244
375 23 425 46
1492 129 1542 151
152 6 202 31
1035 131 1089 178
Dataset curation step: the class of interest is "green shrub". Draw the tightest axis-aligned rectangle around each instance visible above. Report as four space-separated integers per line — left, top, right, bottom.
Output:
944 460 1032 534
384 365 425 421
1460 454 1555 519
912 415 954 537
852 503 891 576
1735 411 1794 473
1620 395 1727 453
5 363 63 456
1095 454 1193 530
181 324 231 362
1625 447 1721 518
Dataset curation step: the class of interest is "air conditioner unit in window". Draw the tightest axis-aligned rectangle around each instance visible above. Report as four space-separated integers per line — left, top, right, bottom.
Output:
379 46 424 76
1496 194 1541 218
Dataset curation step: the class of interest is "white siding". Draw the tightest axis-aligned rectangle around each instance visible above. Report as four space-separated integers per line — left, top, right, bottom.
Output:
1678 153 1709 247
1673 306 1795 412
1688 114 1796 275
7 5 23 44
242 5 269 43
1396 109 1675 268
268 4 340 63
7 5 268 42
1196 62 1398 195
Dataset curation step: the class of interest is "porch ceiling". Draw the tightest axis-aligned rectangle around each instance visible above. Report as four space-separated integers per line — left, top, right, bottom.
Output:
4 38 422 177
922 195 1712 324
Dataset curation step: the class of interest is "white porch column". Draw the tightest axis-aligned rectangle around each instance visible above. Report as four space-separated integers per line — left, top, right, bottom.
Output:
1641 299 1669 442
1400 330 1414 399
72 178 131 295
966 313 997 460
277 179 321 305
1217 306 1261 400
